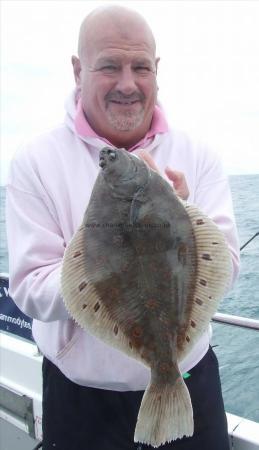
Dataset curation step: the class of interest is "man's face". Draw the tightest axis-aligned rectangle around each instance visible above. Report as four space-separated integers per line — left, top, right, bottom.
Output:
73 23 159 148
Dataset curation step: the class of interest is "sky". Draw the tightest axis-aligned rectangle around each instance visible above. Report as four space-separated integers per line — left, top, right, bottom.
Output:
1 0 259 183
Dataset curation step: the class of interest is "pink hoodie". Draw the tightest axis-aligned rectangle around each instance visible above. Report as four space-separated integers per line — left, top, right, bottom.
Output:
6 92 239 389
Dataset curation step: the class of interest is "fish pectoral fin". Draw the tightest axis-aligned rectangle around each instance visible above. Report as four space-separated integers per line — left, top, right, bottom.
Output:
134 374 194 447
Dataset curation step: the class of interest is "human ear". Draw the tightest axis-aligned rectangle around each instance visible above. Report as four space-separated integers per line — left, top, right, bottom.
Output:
71 55 82 87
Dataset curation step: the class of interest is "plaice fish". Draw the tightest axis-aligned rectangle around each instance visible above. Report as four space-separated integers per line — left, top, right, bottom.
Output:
61 147 232 448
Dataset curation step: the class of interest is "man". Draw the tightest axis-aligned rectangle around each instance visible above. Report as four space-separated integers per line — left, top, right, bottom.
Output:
6 5 239 450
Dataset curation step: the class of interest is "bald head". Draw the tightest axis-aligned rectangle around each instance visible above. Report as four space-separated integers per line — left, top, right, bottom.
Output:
72 4 159 149
78 5 156 62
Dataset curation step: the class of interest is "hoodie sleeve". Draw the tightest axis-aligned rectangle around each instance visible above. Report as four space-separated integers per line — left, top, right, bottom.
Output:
6 145 69 322
193 145 240 288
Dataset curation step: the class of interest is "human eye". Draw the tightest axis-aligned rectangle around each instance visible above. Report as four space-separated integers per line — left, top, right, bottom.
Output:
133 62 155 75
101 65 118 73
97 60 119 74
135 65 151 73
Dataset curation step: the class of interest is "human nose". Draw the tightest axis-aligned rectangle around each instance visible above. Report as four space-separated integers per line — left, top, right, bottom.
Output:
115 66 137 95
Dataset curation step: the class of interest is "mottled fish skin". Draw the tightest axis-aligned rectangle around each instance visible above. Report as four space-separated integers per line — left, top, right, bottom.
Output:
61 147 232 447
83 148 197 378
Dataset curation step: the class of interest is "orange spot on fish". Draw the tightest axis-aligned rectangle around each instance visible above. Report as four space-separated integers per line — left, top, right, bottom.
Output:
112 235 123 246
132 326 143 338
136 241 146 254
159 362 171 373
145 298 158 310
95 255 107 265
106 287 120 299
163 270 171 280
178 243 188 264
149 262 159 272
121 262 130 273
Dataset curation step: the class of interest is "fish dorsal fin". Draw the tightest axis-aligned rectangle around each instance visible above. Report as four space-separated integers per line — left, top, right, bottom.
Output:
177 202 232 362
61 225 149 367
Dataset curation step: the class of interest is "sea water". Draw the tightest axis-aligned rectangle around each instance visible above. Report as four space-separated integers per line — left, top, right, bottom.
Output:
0 175 259 422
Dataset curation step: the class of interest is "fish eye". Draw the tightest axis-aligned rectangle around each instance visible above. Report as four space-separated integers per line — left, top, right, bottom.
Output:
107 149 117 161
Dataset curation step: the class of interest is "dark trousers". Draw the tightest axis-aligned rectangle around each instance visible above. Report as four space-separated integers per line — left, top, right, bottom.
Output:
42 347 230 450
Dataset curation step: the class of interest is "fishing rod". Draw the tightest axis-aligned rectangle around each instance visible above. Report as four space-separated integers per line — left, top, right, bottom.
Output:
240 232 259 251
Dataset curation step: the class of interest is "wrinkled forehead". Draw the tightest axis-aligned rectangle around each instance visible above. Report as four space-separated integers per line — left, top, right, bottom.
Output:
79 11 156 63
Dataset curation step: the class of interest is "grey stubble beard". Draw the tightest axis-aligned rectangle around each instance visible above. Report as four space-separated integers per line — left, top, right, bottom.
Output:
107 109 145 131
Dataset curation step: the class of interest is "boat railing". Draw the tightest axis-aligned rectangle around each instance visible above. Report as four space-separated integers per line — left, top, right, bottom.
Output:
211 231 259 331
212 313 259 331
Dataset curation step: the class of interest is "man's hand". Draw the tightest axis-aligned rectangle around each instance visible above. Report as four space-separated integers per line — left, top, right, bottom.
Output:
134 149 189 200
164 167 189 200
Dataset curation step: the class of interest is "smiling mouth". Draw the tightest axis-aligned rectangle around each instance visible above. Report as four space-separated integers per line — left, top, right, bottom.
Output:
110 100 139 105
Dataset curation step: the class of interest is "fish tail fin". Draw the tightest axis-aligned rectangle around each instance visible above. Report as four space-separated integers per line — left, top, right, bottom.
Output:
134 376 193 448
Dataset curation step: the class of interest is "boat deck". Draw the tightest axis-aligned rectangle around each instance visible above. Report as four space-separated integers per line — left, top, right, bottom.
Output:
0 417 39 450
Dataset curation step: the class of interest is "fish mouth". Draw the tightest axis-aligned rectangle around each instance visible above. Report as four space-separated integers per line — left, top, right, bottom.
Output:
99 158 106 168
99 147 118 169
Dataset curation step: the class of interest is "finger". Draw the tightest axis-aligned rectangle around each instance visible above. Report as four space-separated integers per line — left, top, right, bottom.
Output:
165 167 183 185
165 167 189 200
